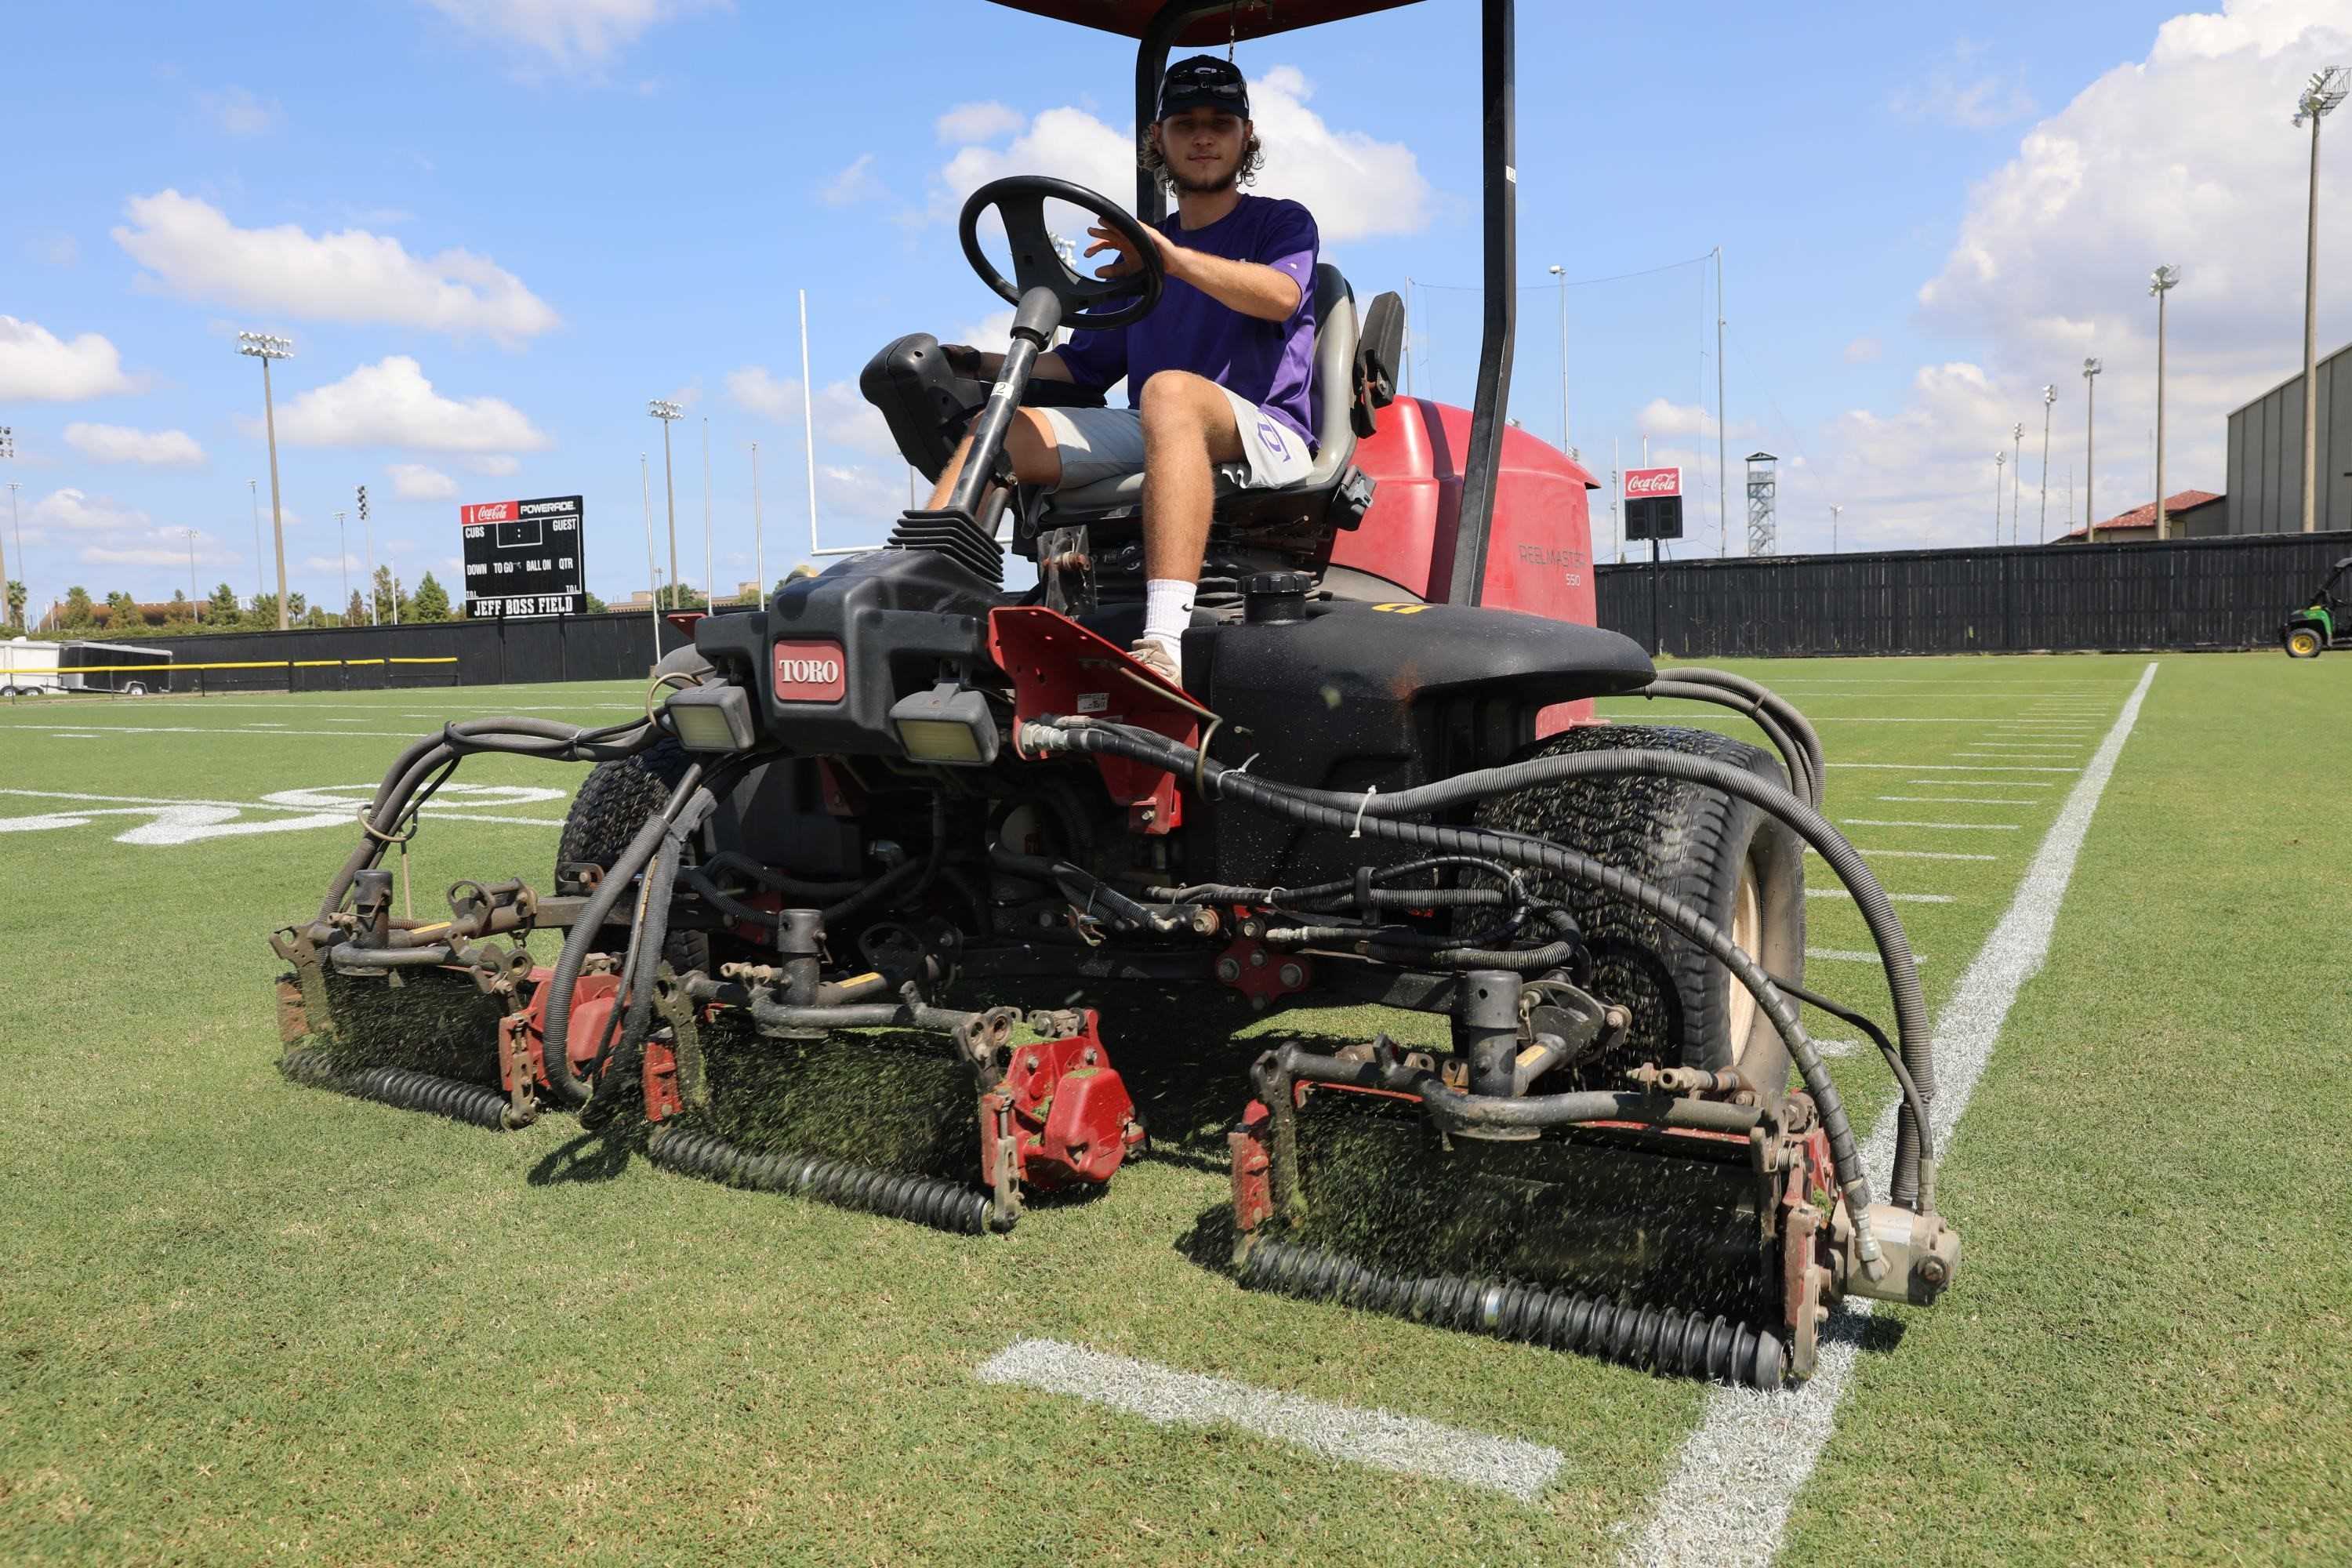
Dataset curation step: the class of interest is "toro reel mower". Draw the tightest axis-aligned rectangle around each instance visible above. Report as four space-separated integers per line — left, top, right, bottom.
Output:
267 0 1960 1390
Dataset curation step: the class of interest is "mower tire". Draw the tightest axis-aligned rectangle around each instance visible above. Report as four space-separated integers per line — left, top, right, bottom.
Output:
556 735 709 971
1467 723 1805 1096
2285 627 2324 659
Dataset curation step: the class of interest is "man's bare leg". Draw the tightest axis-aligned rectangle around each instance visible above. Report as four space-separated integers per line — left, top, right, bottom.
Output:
925 408 1062 510
1134 371 1245 677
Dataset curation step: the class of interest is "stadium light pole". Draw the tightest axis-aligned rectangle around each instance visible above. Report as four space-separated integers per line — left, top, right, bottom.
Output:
2150 265 2180 539
649 400 684 608
701 416 714 607
182 528 198 616
1715 245 1728 557
750 439 766 602
357 483 377 623
2009 423 2024 546
1991 449 2008 544
335 510 349 619
1830 502 1842 554
1547 263 1570 454
2038 385 2056 543
0 427 13 632
237 332 294 628
2082 357 2103 540
2293 69 2347 533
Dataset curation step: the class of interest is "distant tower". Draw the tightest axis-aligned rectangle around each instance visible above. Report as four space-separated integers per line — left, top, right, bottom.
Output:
1745 451 1778 556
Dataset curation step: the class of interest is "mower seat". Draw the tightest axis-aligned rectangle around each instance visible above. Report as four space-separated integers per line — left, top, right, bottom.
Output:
1040 261 1366 529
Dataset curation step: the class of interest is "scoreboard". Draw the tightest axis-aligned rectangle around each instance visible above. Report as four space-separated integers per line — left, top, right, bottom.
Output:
460 495 586 617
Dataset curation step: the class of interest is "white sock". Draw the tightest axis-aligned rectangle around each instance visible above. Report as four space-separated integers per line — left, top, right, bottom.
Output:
1142 578 1196 659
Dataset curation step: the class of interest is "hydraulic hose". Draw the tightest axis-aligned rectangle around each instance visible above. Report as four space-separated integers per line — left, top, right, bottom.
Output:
1651 666 1828 809
538 763 706 1106
1036 718 1935 1212
1266 1042 1762 1135
1026 718 1888 1269
1641 679 1817 808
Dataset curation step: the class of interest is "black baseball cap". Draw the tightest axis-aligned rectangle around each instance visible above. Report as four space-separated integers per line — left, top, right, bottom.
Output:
1158 54 1249 120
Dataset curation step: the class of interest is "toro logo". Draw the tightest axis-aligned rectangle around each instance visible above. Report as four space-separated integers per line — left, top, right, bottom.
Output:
772 640 846 702
1624 467 1682 499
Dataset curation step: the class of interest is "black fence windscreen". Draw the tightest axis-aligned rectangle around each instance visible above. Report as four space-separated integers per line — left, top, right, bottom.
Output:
1594 531 2352 658
111 610 699 693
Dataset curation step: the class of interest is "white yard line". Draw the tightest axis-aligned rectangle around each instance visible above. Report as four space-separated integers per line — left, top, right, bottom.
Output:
1875 796 2042 806
0 787 565 828
975 1338 1563 1501
1910 779 2052 788
1839 818 2021 831
1605 715 2102 725
7 723 449 741
1806 847 1996 862
1953 752 2072 760
1623 660 2158 1568
1831 763 2079 773
1805 888 1953 904
1805 947 1925 964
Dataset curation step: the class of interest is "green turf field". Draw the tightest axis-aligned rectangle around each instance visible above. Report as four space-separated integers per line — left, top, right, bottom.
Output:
2 655 2346 1565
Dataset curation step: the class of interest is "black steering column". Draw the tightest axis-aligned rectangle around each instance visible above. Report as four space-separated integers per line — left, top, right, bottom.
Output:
891 176 1164 575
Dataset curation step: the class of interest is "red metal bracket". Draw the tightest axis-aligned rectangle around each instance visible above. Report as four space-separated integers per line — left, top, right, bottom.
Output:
977 1009 1145 1191
986 605 1201 837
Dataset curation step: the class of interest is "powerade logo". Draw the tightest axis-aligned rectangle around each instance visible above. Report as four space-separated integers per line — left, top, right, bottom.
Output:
772 640 846 702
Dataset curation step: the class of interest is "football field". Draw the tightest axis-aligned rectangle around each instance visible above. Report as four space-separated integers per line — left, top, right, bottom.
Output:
2 653 2345 1564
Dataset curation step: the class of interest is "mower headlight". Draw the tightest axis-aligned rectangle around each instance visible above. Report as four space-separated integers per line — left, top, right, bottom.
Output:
889 682 1000 766
666 684 757 753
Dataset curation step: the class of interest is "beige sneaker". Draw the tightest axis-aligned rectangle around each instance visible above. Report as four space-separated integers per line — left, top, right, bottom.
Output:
1127 637 1181 685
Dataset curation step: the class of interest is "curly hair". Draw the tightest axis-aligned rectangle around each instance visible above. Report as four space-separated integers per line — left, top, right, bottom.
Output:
1138 127 1265 194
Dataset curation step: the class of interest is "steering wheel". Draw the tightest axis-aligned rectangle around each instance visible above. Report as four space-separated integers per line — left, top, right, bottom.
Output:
958 175 1165 332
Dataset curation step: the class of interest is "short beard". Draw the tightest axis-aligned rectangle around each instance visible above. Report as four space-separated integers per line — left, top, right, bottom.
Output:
1168 159 1239 195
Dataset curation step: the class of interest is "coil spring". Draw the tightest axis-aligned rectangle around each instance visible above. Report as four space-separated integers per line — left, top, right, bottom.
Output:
646 1123 996 1235
1239 1240 1784 1390
280 1049 511 1131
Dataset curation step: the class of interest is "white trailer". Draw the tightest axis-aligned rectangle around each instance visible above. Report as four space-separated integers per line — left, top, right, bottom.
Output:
2 637 64 695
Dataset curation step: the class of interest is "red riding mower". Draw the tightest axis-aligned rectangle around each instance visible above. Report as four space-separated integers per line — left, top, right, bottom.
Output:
269 0 1958 1390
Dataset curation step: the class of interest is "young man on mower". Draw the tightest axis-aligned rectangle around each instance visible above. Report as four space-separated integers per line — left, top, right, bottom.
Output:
931 53 1321 683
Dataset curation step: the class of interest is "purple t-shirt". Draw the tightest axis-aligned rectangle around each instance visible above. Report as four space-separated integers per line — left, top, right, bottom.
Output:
1054 194 1320 453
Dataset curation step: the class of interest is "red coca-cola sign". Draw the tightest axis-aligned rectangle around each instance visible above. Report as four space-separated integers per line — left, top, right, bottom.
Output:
1624 467 1682 499
773 640 847 702
460 500 517 524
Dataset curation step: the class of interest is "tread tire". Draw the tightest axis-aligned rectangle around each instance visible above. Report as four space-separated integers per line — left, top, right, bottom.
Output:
556 735 708 972
1467 723 1804 1094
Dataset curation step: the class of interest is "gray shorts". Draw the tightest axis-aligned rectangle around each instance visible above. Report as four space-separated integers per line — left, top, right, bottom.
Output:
1036 387 1314 492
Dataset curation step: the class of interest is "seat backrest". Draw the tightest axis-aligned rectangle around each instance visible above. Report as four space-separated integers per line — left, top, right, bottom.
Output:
1304 262 1359 482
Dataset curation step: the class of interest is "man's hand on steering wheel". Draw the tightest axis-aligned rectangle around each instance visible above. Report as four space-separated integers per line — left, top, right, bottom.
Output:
1083 222 1174 283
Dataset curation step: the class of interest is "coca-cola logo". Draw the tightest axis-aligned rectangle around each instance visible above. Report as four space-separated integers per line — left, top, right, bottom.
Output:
1624 468 1682 498
465 501 515 523
772 640 847 701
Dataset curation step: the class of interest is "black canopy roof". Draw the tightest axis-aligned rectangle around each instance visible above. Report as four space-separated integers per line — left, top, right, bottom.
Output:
984 0 1419 43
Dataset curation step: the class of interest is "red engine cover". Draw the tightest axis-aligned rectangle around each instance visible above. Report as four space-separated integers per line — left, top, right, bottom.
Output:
1332 397 1603 732
504 967 621 1092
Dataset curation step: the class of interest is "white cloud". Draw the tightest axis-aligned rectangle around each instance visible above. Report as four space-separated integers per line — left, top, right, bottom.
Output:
1843 336 1882 364
201 85 281 136
1637 398 1755 441
1811 0 2352 548
0 317 143 401
63 423 207 467
956 308 1018 356
389 462 459 500
726 365 897 456
819 152 886 207
419 0 721 69
32 488 151 535
271 356 551 454
26 234 78 267
935 101 1024 144
82 528 232 570
112 191 560 346
464 454 521 476
1889 61 2036 130
931 66 1431 243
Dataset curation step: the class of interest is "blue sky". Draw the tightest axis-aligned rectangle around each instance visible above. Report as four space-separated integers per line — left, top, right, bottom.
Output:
5 0 2349 614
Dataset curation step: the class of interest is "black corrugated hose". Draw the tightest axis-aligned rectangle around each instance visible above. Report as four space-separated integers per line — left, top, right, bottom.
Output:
1025 717 1895 1272
1029 717 1935 1217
